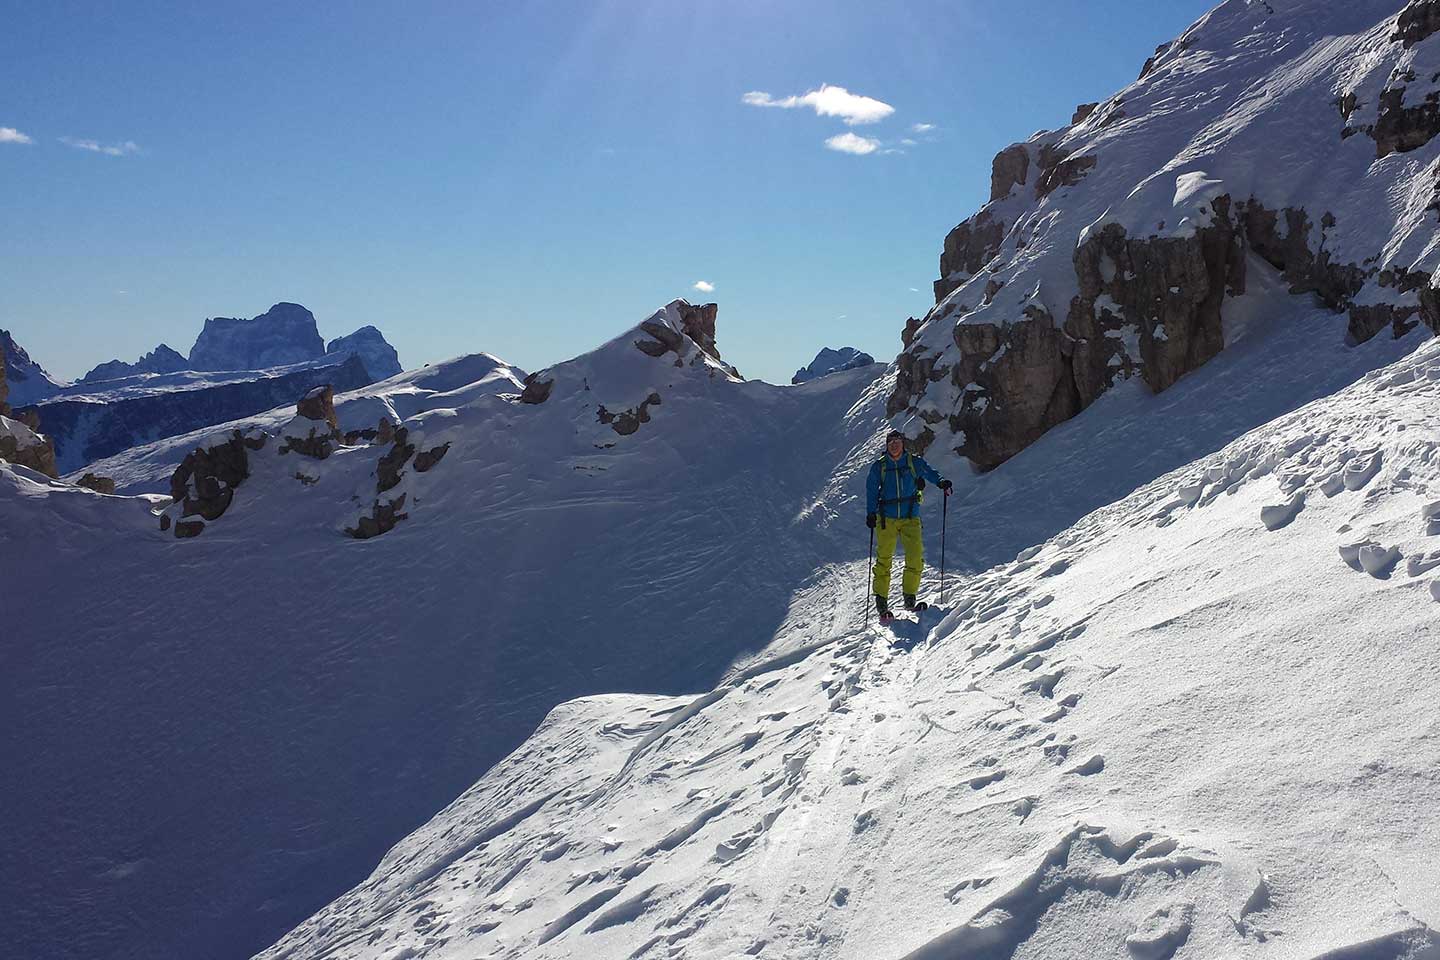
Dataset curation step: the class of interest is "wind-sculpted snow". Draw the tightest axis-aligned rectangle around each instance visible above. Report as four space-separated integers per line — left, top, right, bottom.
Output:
258 339 1440 959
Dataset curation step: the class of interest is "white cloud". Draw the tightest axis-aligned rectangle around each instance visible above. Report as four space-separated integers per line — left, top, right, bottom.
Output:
900 138 918 146
60 137 141 156
909 287 920 293
693 280 715 293
742 84 894 126
0 127 33 144
911 122 936 133
825 132 881 156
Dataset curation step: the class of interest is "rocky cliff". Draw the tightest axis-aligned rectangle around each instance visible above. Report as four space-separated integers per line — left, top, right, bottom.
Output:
891 0 1440 470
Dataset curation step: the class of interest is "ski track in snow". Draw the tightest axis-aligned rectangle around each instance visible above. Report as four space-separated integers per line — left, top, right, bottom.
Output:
252 340 1440 959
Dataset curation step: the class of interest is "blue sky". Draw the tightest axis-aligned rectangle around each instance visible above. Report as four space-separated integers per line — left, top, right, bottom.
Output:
1 0 1217 384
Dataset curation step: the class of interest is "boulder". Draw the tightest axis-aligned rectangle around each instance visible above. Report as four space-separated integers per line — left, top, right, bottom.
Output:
279 385 342 459
347 493 408 540
76 473 117 494
376 427 416 493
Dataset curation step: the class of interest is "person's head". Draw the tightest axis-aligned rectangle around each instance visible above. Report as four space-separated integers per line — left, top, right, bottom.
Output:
885 430 905 458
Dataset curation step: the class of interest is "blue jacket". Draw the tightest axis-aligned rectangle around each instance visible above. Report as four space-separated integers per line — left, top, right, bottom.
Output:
866 452 946 520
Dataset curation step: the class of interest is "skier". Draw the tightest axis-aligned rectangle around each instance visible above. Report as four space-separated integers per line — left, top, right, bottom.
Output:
866 429 951 622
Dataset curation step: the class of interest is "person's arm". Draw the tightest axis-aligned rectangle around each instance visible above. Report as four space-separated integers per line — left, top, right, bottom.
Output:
866 461 880 516
916 456 952 492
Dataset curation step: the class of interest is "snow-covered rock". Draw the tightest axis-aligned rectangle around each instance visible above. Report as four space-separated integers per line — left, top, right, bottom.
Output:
0 412 58 477
792 346 876 384
896 0 1440 470
1 327 65 405
325 325 403 380
187 301 327 370
80 344 189 383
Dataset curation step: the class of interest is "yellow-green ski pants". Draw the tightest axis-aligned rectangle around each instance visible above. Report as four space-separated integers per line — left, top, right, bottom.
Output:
872 516 924 597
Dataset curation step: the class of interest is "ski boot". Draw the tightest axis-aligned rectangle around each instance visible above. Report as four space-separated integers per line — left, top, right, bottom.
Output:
903 594 928 613
875 594 894 625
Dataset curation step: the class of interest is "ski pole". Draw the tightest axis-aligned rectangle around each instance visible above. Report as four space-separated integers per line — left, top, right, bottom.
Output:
865 526 874 627
940 488 949 601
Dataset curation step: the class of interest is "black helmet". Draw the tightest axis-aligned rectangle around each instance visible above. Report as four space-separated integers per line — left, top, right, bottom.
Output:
885 429 905 444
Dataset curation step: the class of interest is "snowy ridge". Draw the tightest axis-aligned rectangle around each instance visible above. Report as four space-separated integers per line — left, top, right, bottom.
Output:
257 338 1440 960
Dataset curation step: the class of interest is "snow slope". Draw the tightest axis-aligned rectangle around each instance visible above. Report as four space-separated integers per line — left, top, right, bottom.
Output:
3 279 1430 960
1 302 890 960
255 335 1440 960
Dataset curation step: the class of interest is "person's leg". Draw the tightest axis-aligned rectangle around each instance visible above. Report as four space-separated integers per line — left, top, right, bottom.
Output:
900 518 925 597
873 520 899 597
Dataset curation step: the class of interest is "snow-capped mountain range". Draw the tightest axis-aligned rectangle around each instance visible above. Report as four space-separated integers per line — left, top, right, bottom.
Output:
4 3 1440 960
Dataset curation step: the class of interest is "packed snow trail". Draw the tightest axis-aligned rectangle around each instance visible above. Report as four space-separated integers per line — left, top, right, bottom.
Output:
256 338 1440 960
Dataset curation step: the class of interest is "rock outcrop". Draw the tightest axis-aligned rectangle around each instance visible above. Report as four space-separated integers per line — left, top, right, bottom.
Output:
81 344 189 383
161 429 265 536
325 326 403 380
279 385 343 460
890 1 1439 472
75 472 117 494
188 302 327 371
0 414 59 477
792 347 876 384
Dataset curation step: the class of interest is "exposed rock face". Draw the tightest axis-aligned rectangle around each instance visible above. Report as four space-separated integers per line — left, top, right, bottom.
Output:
76 472 117 494
1035 147 1098 199
990 144 1030 202
519 373 554 404
675 302 725 364
597 391 662 436
279 385 343 460
33 354 373 474
188 302 326 371
1422 277 1440 334
1072 102 1099 124
375 427 415 493
164 430 263 536
792 347 876 384
325 326 402 380
348 493 407 540
81 344 189 383
0 329 64 405
1139 42 1173 80
1394 0 1440 47
0 414 59 477
1371 82 1440 158
935 210 1007 303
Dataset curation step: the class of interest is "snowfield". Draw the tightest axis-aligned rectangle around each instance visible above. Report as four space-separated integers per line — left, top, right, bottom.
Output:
254 337 1440 960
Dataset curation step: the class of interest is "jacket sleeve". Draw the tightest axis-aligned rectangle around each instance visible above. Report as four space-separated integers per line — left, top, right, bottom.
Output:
866 461 880 515
915 456 946 487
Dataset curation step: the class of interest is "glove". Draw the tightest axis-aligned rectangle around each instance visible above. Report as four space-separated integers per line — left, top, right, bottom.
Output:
938 480 953 494
866 513 877 529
